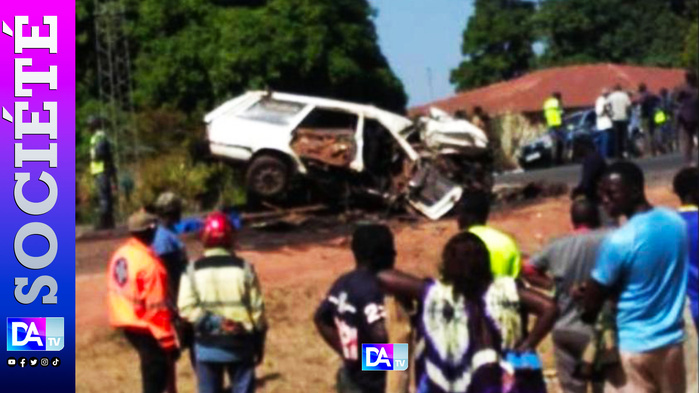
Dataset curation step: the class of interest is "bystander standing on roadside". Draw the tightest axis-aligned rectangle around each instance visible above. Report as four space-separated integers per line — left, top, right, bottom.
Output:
581 162 688 393
88 115 118 230
673 167 699 334
638 83 662 156
607 85 632 159
457 191 522 278
543 92 566 165
378 232 557 392
471 106 491 135
107 210 180 393
594 88 613 158
178 212 267 393
523 198 611 393
314 224 395 393
151 192 194 369
571 138 607 203
657 88 674 152
674 70 698 166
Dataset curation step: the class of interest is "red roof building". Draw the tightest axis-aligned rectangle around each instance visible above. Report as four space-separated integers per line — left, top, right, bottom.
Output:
410 63 686 117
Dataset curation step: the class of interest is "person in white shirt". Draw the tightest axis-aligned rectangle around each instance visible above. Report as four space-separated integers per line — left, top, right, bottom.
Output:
594 88 613 158
607 85 632 159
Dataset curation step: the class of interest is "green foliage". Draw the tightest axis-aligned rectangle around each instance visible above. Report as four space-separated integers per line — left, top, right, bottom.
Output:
491 113 545 170
76 0 405 221
76 151 247 224
684 22 698 73
535 0 692 68
450 0 536 91
450 0 697 93
77 0 406 115
683 1 699 73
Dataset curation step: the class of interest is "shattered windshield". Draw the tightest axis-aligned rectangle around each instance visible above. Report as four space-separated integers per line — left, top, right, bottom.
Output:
239 98 306 125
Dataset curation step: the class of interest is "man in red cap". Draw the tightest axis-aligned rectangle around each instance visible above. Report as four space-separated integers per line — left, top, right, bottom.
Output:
177 212 267 393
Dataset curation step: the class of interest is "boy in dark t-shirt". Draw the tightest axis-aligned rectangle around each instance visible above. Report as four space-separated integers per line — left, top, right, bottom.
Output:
314 224 396 393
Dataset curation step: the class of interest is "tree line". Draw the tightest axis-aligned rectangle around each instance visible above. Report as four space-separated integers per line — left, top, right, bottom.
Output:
76 0 698 147
451 0 699 91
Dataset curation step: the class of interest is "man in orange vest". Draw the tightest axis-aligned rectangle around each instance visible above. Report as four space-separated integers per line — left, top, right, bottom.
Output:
107 210 180 393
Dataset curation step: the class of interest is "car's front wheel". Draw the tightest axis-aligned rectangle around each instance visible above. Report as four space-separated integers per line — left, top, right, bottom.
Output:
245 154 290 199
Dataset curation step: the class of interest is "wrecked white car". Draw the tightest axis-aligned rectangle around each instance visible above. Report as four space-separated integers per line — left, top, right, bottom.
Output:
204 91 491 219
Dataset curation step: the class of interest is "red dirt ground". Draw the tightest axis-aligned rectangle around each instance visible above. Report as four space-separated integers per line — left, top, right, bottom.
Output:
76 186 697 392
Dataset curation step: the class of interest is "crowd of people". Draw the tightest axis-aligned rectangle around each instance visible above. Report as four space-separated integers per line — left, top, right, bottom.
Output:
103 161 697 393
542 70 698 167
314 162 697 393
101 109 697 392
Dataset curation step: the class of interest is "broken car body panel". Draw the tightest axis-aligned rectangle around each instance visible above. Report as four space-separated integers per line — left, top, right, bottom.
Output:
204 91 488 219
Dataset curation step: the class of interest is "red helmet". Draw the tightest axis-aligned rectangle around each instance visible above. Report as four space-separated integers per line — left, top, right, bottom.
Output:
201 211 235 249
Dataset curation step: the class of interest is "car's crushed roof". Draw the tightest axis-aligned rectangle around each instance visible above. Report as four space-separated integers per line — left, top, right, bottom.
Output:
205 91 413 135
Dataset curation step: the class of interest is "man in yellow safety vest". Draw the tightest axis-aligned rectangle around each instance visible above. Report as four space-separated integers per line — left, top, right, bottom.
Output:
88 115 117 230
543 92 565 165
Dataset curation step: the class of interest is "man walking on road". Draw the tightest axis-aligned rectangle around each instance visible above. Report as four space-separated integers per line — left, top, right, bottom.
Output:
581 161 689 393
107 210 180 393
524 198 609 393
543 92 565 164
88 115 118 229
607 85 632 159
178 212 267 393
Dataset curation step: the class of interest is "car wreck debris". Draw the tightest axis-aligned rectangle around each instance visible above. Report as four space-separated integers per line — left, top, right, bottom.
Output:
204 91 493 219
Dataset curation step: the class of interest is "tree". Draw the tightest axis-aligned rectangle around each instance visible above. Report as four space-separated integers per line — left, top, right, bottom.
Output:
683 0 698 73
76 0 407 117
536 0 691 68
450 0 536 91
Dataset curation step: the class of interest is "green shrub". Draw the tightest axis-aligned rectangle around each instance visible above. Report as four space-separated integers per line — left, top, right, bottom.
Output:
491 112 545 171
76 151 247 225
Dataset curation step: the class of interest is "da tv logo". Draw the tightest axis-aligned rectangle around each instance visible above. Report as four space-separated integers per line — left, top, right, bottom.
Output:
361 344 408 371
6 318 64 351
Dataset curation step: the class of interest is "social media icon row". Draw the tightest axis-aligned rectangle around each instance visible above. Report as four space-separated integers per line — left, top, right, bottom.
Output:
7 357 59 368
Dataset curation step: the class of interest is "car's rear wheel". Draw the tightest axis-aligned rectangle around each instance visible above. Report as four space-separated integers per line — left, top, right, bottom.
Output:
245 154 290 199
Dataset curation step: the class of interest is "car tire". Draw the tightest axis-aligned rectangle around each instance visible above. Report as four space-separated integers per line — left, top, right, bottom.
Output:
245 154 290 199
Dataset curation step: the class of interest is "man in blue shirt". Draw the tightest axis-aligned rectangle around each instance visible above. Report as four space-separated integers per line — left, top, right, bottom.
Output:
674 167 699 334
314 224 395 393
152 192 189 302
152 192 191 369
582 161 688 393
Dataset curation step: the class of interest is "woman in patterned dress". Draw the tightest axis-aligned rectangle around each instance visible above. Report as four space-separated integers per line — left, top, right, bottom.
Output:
378 232 557 393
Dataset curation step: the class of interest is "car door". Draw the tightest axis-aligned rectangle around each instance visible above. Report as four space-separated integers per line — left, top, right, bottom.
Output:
290 107 359 168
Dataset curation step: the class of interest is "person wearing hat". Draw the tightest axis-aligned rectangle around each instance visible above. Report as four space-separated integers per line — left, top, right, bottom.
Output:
178 212 267 393
87 115 117 230
151 192 192 368
152 192 188 304
107 210 180 393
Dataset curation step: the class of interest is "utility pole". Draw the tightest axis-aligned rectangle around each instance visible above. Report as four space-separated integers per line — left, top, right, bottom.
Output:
93 0 137 218
93 0 137 170
427 67 434 101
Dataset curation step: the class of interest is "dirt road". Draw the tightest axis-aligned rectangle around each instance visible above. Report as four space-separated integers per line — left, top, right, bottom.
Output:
76 186 697 393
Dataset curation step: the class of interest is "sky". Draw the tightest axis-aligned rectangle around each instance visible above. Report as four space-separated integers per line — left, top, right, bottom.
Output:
369 0 474 108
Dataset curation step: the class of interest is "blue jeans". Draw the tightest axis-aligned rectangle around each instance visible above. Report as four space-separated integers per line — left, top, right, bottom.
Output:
196 360 255 393
549 126 566 164
592 129 611 158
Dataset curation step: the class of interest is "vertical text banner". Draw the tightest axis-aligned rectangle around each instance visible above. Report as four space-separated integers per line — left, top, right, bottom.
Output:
0 0 75 391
